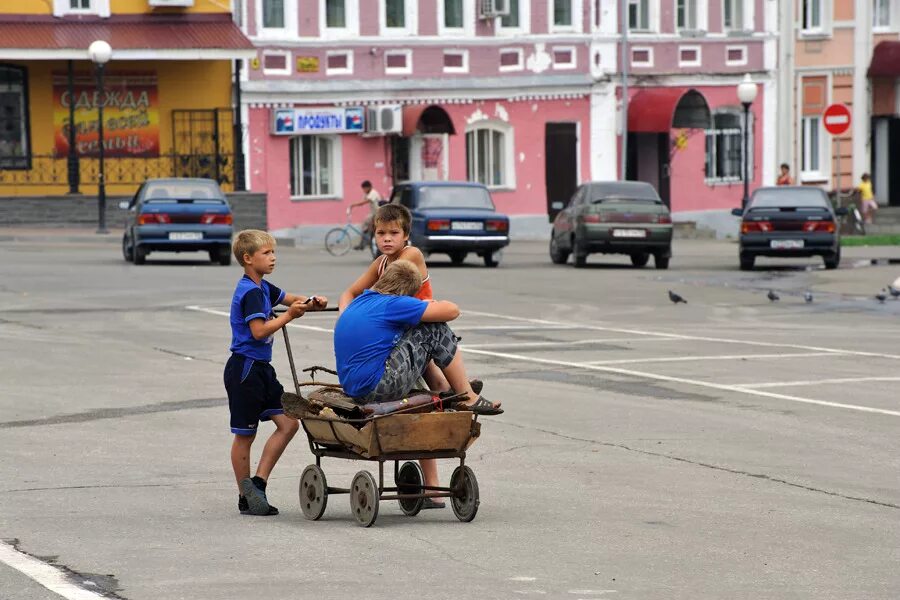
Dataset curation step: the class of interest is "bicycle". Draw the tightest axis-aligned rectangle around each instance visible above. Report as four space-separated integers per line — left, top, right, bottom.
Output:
325 210 380 257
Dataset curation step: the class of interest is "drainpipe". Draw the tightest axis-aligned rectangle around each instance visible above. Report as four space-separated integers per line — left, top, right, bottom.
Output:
233 59 246 192
620 0 629 180
852 0 872 183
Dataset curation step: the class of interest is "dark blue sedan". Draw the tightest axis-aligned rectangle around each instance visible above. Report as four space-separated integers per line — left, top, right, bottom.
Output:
120 178 233 265
388 181 510 267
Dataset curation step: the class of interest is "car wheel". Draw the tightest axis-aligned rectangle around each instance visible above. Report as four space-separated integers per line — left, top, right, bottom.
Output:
122 233 134 262
210 247 231 266
134 245 148 265
573 236 588 268
654 254 670 270
630 252 650 268
824 248 841 270
739 253 754 271
449 251 467 265
549 235 570 265
483 250 501 268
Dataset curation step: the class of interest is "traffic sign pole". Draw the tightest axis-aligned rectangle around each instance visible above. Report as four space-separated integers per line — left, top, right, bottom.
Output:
822 103 852 205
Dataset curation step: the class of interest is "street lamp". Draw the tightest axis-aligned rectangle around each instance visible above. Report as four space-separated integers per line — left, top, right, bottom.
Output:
737 73 758 209
88 40 112 234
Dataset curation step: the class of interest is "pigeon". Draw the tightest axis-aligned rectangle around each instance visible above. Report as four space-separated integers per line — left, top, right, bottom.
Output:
668 290 687 304
888 285 900 299
804 291 813 303
876 290 888 304
767 290 780 302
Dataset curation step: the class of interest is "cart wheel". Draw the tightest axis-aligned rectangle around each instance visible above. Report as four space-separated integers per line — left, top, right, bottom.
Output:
350 471 379 527
396 461 425 517
299 465 328 521
450 466 479 523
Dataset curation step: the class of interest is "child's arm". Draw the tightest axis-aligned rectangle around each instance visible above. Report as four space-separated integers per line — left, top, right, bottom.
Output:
247 301 307 340
338 261 380 311
421 300 460 323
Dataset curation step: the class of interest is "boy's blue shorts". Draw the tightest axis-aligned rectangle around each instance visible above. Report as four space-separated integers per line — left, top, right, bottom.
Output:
224 354 285 436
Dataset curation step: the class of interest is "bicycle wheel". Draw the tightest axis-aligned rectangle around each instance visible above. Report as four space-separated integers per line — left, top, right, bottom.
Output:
325 227 352 256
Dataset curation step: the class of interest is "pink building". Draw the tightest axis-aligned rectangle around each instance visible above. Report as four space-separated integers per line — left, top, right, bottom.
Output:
238 0 778 237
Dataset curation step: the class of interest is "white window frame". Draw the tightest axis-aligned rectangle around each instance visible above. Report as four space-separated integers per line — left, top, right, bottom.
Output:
725 45 747 66
438 0 475 36
549 0 584 33
678 45 702 67
704 109 753 184
676 0 705 31
465 121 516 190
800 116 826 181
255 0 298 39
627 0 655 32
499 48 524 72
320 0 359 39
552 46 577 70
261 50 291 75
630 46 654 67
53 0 110 17
800 0 827 35
384 49 413 75
442 50 469 73
722 0 745 31
380 0 417 36
498 0 531 35
873 0 893 30
289 135 342 200
325 50 354 75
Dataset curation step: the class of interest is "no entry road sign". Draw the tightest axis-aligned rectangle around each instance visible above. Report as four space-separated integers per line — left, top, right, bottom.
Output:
823 103 852 135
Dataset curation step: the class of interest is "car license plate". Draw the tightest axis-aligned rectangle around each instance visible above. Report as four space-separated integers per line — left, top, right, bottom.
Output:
612 229 647 238
452 221 484 231
169 232 203 241
770 239 804 249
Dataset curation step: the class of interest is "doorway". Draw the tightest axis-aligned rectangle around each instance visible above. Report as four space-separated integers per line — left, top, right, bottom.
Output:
626 132 670 207
545 122 578 222
873 116 900 206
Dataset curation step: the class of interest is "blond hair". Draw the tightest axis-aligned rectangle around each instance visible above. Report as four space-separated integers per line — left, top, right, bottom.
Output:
232 229 276 265
371 259 422 296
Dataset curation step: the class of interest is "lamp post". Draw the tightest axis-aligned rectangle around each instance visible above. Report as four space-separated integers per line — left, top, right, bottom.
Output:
88 40 112 234
737 73 758 209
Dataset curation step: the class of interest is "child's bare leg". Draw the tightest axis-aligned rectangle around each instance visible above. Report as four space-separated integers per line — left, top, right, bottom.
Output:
421 362 450 491
255 414 299 482
231 434 255 493
440 351 500 408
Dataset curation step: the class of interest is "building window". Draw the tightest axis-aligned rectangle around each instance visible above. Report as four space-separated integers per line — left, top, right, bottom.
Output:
385 50 412 74
802 0 821 30
501 0 520 26
874 0 891 27
499 48 524 71
552 47 576 69
801 116 822 175
385 0 405 27
679 46 701 66
262 51 290 75
290 136 337 198
443 50 469 73
263 0 285 28
725 45 747 66
723 0 743 30
0 64 30 170
54 0 108 16
326 51 353 75
325 0 346 27
705 110 751 182
466 124 512 188
631 47 653 66
444 0 463 27
70 0 90 8
628 0 650 30
677 0 697 29
554 0 573 26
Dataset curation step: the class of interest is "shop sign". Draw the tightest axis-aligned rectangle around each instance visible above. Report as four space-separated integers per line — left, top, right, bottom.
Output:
271 107 365 135
53 71 160 157
296 57 320 73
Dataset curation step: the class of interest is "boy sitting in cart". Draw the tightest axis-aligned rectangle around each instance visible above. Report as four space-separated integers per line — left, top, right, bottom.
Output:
333 259 501 415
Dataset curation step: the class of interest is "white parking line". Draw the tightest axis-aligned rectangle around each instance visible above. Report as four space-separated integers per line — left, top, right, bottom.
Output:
582 352 840 366
187 306 335 334
451 325 578 331
0 540 107 600
737 376 900 389
463 338 678 349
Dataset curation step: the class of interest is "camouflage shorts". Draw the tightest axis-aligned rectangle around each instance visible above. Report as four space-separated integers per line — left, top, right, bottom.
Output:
358 322 458 404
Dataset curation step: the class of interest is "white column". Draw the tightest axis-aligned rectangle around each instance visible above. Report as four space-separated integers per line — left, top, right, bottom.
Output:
853 0 873 180
590 82 618 180
762 77 777 186
776 0 794 170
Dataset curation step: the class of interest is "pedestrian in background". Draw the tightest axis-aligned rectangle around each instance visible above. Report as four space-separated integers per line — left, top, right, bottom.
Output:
857 173 878 224
776 163 794 186
348 180 384 248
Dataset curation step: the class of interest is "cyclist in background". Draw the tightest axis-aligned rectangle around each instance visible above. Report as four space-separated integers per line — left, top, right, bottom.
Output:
348 180 384 249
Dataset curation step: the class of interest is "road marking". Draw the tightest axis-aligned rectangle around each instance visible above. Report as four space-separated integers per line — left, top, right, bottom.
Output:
186 306 334 334
737 376 900 389
463 337 678 349
582 352 839 366
451 325 578 331
464 310 900 361
460 347 900 417
0 540 107 600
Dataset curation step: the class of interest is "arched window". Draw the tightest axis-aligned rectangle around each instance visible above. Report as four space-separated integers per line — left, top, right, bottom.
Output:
0 64 29 169
465 122 514 188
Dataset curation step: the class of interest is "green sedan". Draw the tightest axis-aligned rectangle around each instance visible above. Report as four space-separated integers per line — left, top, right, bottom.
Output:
549 181 673 269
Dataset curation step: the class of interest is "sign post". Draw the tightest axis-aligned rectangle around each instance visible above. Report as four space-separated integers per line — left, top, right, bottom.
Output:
823 103 852 203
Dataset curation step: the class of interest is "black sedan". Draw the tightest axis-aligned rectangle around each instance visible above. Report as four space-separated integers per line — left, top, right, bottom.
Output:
732 187 847 270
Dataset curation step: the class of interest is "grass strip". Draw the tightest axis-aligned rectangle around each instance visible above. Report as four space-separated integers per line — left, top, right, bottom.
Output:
842 234 900 247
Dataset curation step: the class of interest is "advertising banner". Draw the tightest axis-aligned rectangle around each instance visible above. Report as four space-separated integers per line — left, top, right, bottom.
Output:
272 107 364 135
53 71 160 157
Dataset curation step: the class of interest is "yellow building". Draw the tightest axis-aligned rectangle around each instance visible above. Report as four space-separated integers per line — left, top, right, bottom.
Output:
0 0 254 196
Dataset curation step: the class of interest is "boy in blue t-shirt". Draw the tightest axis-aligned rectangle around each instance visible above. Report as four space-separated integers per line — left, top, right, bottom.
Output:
334 260 501 415
225 230 328 516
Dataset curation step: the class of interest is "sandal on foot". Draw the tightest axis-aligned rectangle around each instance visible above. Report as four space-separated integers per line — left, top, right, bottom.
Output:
456 396 503 416
438 380 483 400
422 498 446 509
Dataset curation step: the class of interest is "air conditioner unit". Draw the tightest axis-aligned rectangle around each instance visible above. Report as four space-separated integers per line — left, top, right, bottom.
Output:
365 105 402 135
148 0 194 7
480 0 510 18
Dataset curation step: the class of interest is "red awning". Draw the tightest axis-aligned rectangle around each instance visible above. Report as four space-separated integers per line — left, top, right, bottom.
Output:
627 88 711 133
0 14 255 60
402 105 456 136
868 41 900 77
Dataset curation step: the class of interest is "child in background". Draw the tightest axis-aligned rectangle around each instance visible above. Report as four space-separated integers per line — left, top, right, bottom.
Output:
857 173 878 224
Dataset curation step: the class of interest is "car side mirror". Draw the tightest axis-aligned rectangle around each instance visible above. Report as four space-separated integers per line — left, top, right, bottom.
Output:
551 201 564 210
731 207 744 217
118 201 131 210
835 207 849 217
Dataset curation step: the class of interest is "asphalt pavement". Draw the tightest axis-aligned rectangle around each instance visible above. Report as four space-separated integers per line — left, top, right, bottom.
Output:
0 232 898 600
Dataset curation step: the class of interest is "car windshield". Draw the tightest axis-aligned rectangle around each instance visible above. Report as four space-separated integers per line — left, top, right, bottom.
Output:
142 181 225 204
750 189 829 209
590 184 660 203
418 186 495 210
592 195 661 204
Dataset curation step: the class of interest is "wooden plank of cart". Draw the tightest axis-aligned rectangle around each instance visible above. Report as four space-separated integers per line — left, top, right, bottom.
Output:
279 318 482 527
